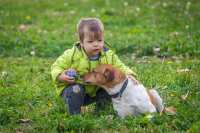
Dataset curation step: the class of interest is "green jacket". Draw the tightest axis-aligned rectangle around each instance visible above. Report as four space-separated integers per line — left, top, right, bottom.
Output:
51 43 136 96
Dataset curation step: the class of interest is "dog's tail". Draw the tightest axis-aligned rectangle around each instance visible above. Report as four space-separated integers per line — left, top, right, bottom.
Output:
148 89 164 113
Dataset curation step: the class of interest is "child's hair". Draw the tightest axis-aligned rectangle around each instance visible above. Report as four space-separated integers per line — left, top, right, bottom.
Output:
77 18 104 43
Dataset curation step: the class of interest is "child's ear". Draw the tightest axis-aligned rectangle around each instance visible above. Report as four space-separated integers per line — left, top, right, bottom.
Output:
104 68 114 82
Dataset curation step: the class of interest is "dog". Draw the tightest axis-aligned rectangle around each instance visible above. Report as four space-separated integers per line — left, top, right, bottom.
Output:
83 64 165 118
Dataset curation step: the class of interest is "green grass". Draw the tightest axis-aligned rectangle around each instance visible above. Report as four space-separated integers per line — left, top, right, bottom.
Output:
0 0 200 132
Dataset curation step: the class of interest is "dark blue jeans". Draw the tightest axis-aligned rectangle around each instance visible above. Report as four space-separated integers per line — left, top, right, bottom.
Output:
61 84 111 115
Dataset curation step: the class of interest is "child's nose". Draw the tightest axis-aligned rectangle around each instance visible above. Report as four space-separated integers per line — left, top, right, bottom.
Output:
93 41 99 47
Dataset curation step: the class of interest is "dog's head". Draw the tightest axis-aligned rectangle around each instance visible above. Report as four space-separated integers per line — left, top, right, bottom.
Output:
83 64 126 89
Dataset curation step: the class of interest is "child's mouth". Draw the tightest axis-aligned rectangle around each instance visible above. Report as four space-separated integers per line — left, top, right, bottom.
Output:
93 49 100 52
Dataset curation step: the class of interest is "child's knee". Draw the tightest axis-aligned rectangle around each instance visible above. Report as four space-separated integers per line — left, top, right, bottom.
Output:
61 84 85 114
61 84 85 98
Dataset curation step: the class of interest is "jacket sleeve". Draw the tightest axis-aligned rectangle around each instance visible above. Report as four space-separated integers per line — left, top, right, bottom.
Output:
51 48 73 83
111 52 137 77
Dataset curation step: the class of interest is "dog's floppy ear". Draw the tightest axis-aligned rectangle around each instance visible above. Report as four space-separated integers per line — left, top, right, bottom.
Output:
104 68 114 82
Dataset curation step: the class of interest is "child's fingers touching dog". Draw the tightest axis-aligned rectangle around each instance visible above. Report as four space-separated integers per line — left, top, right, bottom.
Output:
127 75 140 85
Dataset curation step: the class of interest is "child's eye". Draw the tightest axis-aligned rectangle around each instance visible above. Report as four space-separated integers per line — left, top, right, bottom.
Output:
87 41 93 43
94 73 97 78
98 40 102 42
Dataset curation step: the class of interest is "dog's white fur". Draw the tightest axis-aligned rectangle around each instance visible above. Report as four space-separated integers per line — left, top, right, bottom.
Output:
107 77 164 118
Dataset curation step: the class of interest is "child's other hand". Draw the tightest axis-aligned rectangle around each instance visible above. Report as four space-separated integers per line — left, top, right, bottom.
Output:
58 70 76 84
127 75 140 85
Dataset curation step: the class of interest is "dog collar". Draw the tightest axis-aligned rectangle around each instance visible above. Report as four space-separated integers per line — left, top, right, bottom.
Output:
110 79 128 98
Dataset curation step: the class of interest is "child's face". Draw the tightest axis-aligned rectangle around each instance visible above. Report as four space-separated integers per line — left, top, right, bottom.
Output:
81 32 104 57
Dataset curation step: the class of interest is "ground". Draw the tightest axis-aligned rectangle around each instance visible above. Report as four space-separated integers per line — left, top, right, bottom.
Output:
0 0 200 132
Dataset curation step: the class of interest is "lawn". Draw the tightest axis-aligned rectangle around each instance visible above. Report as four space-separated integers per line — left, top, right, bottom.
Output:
0 0 200 132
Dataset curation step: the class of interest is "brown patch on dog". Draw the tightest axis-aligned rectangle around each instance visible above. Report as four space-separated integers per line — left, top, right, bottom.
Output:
83 64 126 89
104 68 115 82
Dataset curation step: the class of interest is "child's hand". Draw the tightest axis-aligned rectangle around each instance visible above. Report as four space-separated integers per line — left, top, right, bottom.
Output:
58 69 77 84
127 75 140 85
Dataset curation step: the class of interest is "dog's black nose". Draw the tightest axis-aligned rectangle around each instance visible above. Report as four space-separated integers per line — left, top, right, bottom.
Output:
84 81 91 84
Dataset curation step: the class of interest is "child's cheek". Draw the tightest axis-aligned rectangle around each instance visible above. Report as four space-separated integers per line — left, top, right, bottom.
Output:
101 43 104 48
99 44 103 50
